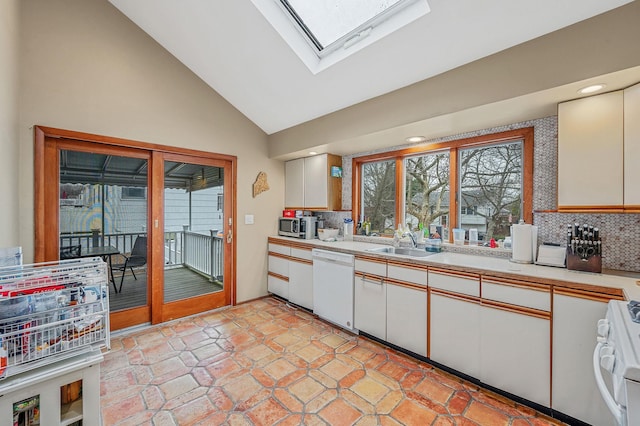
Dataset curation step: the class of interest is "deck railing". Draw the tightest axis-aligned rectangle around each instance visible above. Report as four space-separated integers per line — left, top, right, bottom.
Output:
60 229 223 281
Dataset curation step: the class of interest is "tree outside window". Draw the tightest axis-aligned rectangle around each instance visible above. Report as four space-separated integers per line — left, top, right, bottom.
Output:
459 142 522 240
361 160 395 235
404 152 450 233
354 128 532 242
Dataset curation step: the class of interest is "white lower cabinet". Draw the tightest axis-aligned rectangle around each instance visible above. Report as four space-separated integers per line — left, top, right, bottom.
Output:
268 244 290 299
354 272 387 340
479 303 550 406
553 291 611 426
386 282 427 357
288 258 313 310
429 291 481 378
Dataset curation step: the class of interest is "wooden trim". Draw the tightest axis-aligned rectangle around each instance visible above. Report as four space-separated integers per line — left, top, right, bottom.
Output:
385 277 427 291
481 276 550 293
355 255 387 265
289 241 313 251
623 205 640 212
558 205 624 213
268 271 289 282
110 306 151 330
352 157 360 222
430 287 481 303
387 260 428 272
553 286 624 302
480 298 551 320
36 126 238 162
268 252 290 260
427 288 431 358
268 237 291 245
288 257 312 266
150 151 163 325
448 146 458 238
395 157 403 227
429 267 479 280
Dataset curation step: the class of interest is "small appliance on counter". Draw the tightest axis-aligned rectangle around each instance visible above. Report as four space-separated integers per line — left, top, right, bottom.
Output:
536 244 567 267
278 216 317 239
510 220 538 263
566 222 602 273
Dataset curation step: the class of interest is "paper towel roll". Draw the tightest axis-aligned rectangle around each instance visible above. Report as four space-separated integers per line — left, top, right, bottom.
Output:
511 223 534 263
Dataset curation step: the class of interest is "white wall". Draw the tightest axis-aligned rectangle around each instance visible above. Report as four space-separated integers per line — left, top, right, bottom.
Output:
0 0 20 247
16 0 284 302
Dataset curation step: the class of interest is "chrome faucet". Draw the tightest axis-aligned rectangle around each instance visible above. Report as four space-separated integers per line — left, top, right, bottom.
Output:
402 231 418 248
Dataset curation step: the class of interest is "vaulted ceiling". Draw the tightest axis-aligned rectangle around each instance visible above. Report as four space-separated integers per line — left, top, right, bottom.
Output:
108 0 640 158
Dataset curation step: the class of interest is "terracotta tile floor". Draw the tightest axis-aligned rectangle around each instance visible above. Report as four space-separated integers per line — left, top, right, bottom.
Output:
100 297 567 425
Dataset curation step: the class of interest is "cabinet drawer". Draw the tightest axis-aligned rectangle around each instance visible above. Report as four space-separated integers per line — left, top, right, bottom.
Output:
354 274 386 340
268 243 291 256
428 269 479 297
482 278 550 311
387 262 427 287
290 247 312 261
268 274 289 299
355 257 386 278
268 255 289 277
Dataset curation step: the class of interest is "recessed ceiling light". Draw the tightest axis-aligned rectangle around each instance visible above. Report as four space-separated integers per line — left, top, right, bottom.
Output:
309 151 318 155
578 84 606 94
406 136 427 143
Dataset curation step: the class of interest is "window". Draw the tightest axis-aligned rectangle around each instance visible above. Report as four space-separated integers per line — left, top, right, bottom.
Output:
253 0 430 73
404 151 449 232
121 187 146 199
361 159 396 235
353 128 533 243
459 142 522 240
217 193 224 211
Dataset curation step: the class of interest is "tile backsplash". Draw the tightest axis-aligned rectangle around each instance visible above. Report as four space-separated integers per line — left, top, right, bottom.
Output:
323 115 639 272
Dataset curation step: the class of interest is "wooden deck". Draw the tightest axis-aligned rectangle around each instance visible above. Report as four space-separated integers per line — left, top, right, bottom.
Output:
108 266 223 312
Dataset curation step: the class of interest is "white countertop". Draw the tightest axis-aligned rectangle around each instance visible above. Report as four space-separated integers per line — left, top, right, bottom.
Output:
270 236 640 300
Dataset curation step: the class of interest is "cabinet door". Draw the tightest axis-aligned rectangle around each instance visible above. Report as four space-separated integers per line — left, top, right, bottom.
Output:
480 304 550 407
386 282 427 357
285 158 304 209
558 91 624 208
288 258 313 310
552 291 611 426
303 154 328 209
429 292 480 378
354 273 386 340
625 82 640 207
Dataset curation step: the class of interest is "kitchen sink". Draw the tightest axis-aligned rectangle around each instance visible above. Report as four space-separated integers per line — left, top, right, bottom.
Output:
365 246 432 257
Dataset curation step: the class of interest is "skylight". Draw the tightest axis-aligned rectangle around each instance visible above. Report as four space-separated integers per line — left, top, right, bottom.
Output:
251 0 430 74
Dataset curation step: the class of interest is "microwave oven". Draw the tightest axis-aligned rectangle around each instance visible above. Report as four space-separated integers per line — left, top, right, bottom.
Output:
278 217 317 239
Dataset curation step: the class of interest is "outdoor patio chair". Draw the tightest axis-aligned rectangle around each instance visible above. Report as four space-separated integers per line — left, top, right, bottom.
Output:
113 236 147 293
59 244 81 260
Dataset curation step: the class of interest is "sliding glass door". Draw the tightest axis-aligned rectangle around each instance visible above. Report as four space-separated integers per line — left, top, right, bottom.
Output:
159 154 232 321
35 126 236 330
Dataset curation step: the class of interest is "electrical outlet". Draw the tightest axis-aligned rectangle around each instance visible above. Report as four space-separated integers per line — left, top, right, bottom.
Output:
245 214 254 225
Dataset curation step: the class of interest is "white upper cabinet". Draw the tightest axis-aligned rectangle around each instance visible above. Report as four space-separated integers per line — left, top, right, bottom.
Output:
284 158 305 209
558 91 624 209
624 82 640 208
284 154 342 210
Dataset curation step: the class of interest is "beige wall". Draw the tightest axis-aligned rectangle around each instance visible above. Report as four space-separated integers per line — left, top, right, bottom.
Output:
17 0 283 302
0 0 20 247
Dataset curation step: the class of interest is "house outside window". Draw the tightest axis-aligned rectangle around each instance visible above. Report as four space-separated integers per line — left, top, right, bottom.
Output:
354 128 533 243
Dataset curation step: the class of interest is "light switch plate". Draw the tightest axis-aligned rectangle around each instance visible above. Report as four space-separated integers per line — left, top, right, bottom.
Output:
245 214 254 225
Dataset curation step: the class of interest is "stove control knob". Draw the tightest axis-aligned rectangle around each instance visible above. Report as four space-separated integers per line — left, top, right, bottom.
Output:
600 354 615 373
597 319 610 338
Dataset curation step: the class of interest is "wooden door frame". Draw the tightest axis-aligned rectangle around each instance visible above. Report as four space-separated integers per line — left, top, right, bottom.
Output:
34 126 237 329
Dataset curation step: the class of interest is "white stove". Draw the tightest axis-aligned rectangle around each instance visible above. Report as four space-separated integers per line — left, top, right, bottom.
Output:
595 300 640 426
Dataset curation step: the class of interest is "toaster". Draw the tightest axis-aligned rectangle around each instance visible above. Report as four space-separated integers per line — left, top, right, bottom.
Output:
535 245 567 268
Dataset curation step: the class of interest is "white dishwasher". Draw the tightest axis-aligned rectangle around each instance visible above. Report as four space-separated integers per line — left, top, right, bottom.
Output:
312 249 356 332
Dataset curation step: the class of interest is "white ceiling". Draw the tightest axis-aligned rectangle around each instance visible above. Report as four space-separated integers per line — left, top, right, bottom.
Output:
108 0 635 136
